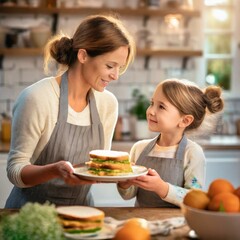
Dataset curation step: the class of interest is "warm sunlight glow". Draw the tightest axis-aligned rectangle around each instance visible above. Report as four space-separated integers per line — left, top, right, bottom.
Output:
212 9 228 22
205 0 230 6
164 14 183 30
206 74 216 85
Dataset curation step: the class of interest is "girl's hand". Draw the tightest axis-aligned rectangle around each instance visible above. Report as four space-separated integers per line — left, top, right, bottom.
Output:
130 168 169 198
117 180 133 189
55 161 96 185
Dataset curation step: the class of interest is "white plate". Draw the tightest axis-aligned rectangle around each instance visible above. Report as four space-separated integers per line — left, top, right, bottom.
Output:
64 224 114 240
64 216 186 239
73 165 148 182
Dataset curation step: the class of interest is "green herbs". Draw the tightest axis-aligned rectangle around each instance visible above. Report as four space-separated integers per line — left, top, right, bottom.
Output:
129 89 150 120
0 202 64 240
91 159 130 164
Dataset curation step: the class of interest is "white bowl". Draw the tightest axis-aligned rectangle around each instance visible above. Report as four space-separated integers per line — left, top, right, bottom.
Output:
30 25 51 48
181 204 240 240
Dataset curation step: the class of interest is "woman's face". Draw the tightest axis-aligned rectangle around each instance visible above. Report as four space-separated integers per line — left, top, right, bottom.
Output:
146 84 183 134
80 46 129 92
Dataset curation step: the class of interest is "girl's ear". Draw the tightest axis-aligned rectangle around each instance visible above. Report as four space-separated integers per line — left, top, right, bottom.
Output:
179 115 194 128
77 49 88 63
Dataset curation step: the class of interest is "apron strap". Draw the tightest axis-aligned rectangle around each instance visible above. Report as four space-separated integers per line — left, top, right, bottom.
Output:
59 72 102 126
88 89 101 125
59 71 68 122
175 134 188 160
137 135 159 163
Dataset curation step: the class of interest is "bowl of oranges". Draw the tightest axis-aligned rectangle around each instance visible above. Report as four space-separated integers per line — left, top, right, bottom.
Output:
181 178 240 240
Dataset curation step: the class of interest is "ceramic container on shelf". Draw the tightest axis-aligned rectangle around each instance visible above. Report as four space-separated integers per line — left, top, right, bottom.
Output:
30 25 51 48
1 113 11 143
0 26 8 48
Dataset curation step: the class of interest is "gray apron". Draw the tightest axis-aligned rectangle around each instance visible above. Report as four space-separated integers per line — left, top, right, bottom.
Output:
135 134 187 208
5 72 104 208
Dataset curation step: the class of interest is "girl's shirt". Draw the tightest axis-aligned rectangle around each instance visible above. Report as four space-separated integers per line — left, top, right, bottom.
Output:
118 138 206 207
7 77 118 188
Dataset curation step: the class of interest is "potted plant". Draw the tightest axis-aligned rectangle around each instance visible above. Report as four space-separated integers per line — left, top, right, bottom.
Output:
129 89 149 120
129 89 151 139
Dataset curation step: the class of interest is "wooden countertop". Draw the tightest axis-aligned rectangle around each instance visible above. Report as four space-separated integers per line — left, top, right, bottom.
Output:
112 135 240 152
196 135 240 150
0 207 190 239
1 135 240 154
0 141 10 153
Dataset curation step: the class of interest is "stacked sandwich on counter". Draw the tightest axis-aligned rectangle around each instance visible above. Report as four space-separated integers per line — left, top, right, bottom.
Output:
57 206 105 234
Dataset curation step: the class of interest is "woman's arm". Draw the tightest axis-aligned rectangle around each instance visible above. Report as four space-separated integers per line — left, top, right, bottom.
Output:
21 161 95 187
7 79 59 187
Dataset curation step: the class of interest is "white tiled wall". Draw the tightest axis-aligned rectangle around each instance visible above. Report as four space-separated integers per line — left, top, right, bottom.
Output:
1 9 240 135
0 5 201 116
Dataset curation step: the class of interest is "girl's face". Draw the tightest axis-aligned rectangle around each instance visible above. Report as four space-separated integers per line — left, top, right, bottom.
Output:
80 46 128 92
146 84 184 134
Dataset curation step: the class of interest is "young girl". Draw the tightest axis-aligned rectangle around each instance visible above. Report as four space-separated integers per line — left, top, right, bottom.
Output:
117 78 224 207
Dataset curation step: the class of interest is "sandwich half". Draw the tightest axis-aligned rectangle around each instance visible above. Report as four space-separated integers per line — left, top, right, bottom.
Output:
86 150 133 176
57 206 105 234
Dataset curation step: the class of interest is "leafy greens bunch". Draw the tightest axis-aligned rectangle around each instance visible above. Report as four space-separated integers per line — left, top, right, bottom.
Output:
0 202 64 240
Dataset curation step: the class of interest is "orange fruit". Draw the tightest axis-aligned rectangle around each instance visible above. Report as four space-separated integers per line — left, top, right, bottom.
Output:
124 218 148 228
207 178 234 199
113 218 150 240
234 187 240 211
234 186 240 199
183 189 210 210
208 192 240 213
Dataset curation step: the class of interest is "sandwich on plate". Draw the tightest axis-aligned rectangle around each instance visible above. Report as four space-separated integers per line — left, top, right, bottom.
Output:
86 150 133 176
57 206 105 235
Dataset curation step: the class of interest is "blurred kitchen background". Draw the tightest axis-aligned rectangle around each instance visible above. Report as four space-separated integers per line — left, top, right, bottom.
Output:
0 0 240 207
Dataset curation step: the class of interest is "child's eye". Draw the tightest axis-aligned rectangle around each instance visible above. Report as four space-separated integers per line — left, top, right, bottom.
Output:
150 101 154 106
159 104 165 110
106 65 113 69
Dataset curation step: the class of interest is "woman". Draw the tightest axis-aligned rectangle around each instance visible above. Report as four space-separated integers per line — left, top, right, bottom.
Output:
5 14 135 208
118 79 224 207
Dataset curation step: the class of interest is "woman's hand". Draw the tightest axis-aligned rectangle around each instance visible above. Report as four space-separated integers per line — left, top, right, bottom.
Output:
130 168 169 198
55 161 96 185
21 161 96 187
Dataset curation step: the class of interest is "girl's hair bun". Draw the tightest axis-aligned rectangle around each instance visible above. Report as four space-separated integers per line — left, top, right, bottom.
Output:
204 86 224 113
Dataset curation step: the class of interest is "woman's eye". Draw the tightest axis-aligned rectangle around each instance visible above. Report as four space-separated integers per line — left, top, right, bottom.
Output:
106 65 113 69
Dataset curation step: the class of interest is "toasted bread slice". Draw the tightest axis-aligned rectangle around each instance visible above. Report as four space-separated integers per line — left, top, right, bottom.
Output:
89 150 129 161
57 206 104 221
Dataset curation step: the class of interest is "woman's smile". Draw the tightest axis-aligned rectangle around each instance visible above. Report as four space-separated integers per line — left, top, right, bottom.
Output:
101 79 110 87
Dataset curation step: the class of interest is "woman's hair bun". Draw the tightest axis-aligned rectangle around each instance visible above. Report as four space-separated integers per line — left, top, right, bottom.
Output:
50 37 74 66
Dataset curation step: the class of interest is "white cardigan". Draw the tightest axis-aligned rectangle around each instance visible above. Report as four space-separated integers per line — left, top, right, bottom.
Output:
7 77 118 187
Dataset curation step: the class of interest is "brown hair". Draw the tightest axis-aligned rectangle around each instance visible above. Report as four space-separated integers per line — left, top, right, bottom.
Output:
160 79 224 131
44 14 136 75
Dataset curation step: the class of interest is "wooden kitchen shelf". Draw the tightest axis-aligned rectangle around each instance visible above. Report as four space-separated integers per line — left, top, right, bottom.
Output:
0 5 202 58
137 48 203 57
0 47 203 57
0 48 43 56
0 6 200 17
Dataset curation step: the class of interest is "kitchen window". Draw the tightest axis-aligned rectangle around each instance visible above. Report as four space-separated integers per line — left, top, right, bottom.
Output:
204 0 235 91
